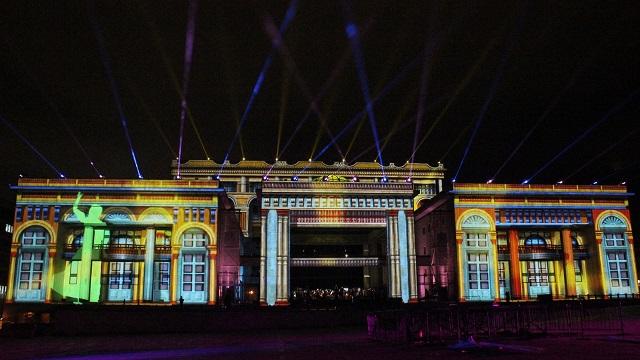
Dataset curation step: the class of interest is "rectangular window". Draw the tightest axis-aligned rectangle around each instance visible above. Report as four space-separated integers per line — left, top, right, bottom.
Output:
182 254 206 292
574 260 582 283
155 261 170 290
54 206 61 222
27 207 33 220
34 207 41 220
199 208 205 223
466 233 488 247
173 208 179 223
109 262 133 290
209 209 216 224
16 207 23 222
604 233 626 247
607 251 630 287
184 208 191 222
19 251 45 290
69 261 79 284
498 261 507 288
42 207 49 221
467 252 489 290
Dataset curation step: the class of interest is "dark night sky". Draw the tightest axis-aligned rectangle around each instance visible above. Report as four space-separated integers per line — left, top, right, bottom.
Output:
1 1 639 221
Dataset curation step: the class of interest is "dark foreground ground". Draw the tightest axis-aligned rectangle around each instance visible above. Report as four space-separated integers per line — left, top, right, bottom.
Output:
1 321 640 360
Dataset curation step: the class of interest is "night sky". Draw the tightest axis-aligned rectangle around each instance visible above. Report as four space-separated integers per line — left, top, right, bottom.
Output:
1 1 638 221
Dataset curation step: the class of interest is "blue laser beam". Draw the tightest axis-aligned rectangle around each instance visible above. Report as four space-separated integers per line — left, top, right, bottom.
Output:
342 2 385 174
525 87 640 183
311 49 424 163
453 6 525 182
1 114 65 178
176 0 200 179
219 0 298 175
490 54 592 181
89 0 142 178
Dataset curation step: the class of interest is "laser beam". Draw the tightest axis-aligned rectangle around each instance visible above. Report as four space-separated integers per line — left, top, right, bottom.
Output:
176 0 200 178
342 1 385 174
89 0 143 178
219 0 299 175
1 114 65 178
525 87 640 183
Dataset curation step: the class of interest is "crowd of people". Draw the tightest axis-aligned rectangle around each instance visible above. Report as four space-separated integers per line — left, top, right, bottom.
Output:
290 287 387 307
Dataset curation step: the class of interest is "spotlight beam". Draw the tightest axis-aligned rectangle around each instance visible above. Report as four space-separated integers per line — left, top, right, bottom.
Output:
490 55 593 181
177 0 200 178
263 15 345 161
89 0 143 178
5 43 103 177
453 7 525 182
135 0 209 160
342 1 385 174
1 114 65 177
219 0 298 175
525 88 640 182
311 49 424 164
409 36 498 161
563 124 640 182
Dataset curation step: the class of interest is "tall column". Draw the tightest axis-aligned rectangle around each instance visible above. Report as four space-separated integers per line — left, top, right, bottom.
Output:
282 214 290 304
595 231 609 297
407 213 418 303
169 251 179 304
208 249 216 305
627 232 639 293
456 231 465 301
78 225 95 301
259 211 267 305
265 210 279 305
508 229 522 299
45 246 56 303
561 229 576 297
276 210 289 305
5 247 17 302
276 215 284 302
387 212 400 298
143 228 155 301
490 231 499 302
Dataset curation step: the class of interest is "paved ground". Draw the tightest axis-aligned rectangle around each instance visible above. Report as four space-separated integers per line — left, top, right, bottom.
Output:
1 323 640 360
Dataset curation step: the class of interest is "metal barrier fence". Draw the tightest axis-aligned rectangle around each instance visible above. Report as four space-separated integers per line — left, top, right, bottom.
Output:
368 301 627 344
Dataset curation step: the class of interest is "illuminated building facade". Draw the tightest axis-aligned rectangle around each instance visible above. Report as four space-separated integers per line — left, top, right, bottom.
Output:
174 160 446 304
5 178 240 305
415 183 639 301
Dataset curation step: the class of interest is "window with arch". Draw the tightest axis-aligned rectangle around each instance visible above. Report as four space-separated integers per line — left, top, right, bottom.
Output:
601 215 630 291
182 229 208 248
524 235 547 247
17 226 49 297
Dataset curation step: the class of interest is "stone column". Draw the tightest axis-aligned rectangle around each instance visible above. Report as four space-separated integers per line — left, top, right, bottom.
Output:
407 213 418 303
45 246 56 303
143 228 155 301
456 231 465 302
595 230 608 297
259 211 267 305
5 247 17 302
387 211 400 298
627 232 639 293
276 215 284 302
240 176 248 193
208 249 216 305
562 229 576 297
508 229 522 299
169 251 179 304
282 214 290 304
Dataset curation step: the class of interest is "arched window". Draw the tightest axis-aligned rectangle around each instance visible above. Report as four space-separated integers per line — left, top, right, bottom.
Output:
600 214 631 293
16 226 49 301
524 235 547 247
180 229 208 303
